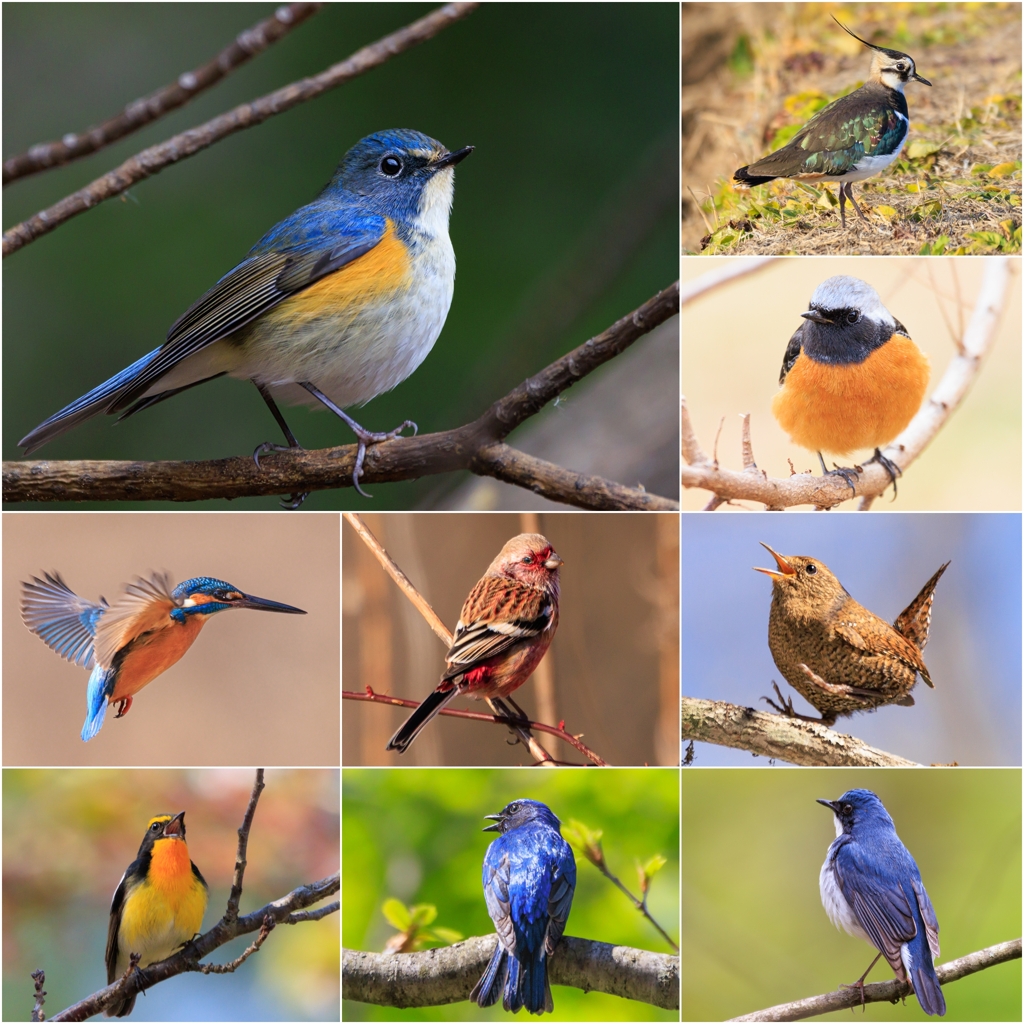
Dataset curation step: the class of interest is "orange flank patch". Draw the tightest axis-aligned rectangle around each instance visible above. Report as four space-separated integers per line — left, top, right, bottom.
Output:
109 615 207 702
270 219 412 326
772 334 930 456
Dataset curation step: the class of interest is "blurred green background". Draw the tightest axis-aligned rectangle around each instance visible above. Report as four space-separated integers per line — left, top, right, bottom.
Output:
2 769 339 1021
3 3 679 509
342 768 679 1020
682 769 1021 1022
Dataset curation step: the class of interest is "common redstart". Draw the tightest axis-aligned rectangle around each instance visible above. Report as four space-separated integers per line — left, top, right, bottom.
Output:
771 275 929 491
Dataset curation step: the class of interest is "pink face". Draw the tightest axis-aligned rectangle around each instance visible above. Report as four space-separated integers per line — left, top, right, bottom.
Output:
501 541 563 585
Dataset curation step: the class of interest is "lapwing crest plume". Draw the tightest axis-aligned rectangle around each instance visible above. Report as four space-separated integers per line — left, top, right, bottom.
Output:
734 17 931 228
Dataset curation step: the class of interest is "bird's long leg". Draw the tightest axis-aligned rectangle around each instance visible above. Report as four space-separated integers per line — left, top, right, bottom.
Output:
251 382 308 510
843 182 871 225
761 681 837 726
837 184 848 229
298 381 416 499
817 451 860 494
840 952 883 1011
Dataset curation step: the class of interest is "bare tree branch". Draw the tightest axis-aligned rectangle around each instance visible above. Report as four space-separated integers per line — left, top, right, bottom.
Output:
30 970 46 1022
681 697 918 767
682 258 1011 510
728 938 1021 1022
3 4 323 185
4 283 679 509
343 934 679 1010
680 256 776 305
344 687 609 765
44 770 339 1021
2 2 479 256
342 512 562 765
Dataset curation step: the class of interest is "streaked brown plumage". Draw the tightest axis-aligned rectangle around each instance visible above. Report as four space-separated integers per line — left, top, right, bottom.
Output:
754 543 948 726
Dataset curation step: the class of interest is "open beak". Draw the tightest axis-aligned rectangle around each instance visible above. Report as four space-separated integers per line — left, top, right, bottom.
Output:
433 145 474 169
753 543 797 580
163 811 186 839
482 813 504 833
912 71 932 86
234 592 306 614
800 308 833 325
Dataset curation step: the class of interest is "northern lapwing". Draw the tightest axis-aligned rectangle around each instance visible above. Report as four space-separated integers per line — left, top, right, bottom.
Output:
734 18 931 228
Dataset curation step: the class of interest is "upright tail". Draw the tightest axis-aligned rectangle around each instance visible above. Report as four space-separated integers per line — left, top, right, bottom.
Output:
19 347 161 454
385 686 457 754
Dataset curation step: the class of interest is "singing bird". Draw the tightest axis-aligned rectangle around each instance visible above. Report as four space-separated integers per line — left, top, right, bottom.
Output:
21 571 306 741
386 534 563 754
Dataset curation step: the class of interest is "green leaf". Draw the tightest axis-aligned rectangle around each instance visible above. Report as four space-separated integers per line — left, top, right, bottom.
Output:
409 903 438 928
906 139 943 160
382 898 411 930
430 927 464 944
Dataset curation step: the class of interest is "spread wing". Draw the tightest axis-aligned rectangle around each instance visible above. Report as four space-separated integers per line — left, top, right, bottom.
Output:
444 577 555 679
94 572 180 668
21 571 107 669
108 206 387 411
833 839 917 975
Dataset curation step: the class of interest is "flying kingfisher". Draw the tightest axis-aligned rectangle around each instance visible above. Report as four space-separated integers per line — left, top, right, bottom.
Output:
20 571 306 741
734 18 931 228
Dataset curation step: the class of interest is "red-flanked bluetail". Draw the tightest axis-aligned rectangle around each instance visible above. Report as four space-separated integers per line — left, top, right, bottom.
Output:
20 572 306 741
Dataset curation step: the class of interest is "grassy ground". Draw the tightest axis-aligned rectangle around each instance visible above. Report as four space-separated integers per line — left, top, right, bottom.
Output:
682 3 1022 255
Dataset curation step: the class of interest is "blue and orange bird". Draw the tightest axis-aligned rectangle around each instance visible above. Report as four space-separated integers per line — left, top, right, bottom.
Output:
18 129 473 501
20 571 306 741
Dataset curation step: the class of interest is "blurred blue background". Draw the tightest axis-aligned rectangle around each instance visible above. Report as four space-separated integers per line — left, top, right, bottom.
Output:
682 513 1022 765
682 768 1021 1021
3 3 679 509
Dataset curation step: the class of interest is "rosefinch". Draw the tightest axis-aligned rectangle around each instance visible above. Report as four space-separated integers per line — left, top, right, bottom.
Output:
386 533 563 754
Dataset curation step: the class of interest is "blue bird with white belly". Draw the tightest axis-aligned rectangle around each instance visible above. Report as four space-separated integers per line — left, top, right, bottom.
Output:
21 571 305 741
818 789 946 1016
18 129 473 502
735 19 931 228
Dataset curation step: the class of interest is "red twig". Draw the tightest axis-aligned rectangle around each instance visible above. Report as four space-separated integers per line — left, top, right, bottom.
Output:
344 689 609 766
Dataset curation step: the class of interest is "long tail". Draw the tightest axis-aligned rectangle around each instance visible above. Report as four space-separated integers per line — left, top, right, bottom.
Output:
385 687 457 754
504 949 552 1015
19 348 161 454
470 942 508 1008
82 665 114 742
906 935 945 1017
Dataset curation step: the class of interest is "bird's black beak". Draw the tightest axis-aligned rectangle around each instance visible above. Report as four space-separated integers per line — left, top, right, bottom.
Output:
163 811 187 838
234 592 306 614
482 813 503 833
433 145 474 169
801 309 833 325
817 798 840 813
912 72 932 86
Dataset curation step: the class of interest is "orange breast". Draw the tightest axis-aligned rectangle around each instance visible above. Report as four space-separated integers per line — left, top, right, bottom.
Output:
261 219 413 328
772 334 930 456
110 617 207 702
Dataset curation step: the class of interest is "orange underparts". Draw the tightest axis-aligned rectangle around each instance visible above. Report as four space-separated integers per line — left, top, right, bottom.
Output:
268 219 413 325
772 334 930 456
109 616 207 703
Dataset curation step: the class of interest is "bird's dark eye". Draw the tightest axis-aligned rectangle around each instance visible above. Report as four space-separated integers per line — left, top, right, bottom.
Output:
805 564 817 575
379 156 403 177
521 556 533 564
843 804 853 814
846 311 859 324
896 63 907 71
151 822 161 832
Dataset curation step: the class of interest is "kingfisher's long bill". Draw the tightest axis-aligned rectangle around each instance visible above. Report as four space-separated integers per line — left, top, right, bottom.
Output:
18 129 473 500
20 571 306 741
734 18 931 228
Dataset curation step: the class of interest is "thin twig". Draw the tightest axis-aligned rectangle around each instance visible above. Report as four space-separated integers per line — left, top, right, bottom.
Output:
30 970 46 1022
729 938 1021 1021
2 2 480 256
343 514 560 765
3 4 323 184
682 259 1011 509
680 257 776 305
5 283 679 507
344 688 608 765
587 862 679 952
681 697 918 767
226 769 265 923
193 916 274 974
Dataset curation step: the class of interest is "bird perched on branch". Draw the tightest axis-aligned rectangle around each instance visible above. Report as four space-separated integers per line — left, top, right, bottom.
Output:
734 17 931 228
754 544 947 725
771 275 929 492
106 811 209 1018
471 799 576 1015
21 571 306 740
817 789 945 1016
18 129 473 502
386 534 563 754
